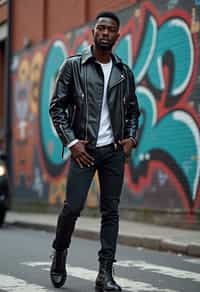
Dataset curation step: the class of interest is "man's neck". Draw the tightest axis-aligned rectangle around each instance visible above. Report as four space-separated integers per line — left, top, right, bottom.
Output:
93 45 112 64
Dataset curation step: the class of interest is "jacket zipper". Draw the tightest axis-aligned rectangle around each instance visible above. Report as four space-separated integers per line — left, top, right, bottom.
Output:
121 92 125 139
84 67 88 140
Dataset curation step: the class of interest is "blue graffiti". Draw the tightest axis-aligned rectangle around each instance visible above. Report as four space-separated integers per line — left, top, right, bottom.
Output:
115 34 132 67
134 86 200 201
40 40 69 166
133 16 157 84
39 12 199 201
115 15 194 97
76 41 89 54
115 14 199 201
147 18 194 96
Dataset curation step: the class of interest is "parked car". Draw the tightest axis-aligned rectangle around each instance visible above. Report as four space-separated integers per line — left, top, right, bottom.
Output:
0 151 10 227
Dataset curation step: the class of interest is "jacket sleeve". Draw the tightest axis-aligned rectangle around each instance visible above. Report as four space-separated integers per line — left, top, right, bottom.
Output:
124 68 140 141
49 58 76 146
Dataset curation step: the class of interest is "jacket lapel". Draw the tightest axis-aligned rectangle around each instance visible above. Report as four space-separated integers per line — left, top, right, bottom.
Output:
108 64 125 91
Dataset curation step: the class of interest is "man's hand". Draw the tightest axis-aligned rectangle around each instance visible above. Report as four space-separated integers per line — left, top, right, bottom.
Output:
119 138 136 162
70 140 95 168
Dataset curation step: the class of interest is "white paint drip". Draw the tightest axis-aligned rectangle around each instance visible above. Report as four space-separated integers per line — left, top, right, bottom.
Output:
136 86 157 126
170 19 194 96
173 111 200 200
116 260 200 283
22 261 178 292
136 16 157 83
0 274 54 292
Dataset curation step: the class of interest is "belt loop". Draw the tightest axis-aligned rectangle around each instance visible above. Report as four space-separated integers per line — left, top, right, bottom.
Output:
114 143 118 151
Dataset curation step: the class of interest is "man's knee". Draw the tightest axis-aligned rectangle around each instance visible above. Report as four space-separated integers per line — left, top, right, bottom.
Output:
100 198 120 215
61 201 81 218
101 209 119 222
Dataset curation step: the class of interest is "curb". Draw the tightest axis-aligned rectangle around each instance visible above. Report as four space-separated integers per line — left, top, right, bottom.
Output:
6 220 200 258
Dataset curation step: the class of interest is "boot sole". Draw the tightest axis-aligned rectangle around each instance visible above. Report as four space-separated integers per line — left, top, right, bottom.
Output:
95 285 122 292
50 272 66 288
95 287 104 292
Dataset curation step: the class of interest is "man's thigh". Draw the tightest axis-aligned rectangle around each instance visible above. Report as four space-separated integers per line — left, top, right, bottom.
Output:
97 148 125 209
66 158 96 211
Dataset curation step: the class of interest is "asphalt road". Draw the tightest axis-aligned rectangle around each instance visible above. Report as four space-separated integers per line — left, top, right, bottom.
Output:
0 225 200 292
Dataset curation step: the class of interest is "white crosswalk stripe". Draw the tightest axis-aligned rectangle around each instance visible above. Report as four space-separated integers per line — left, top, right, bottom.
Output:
116 260 200 282
183 258 200 265
22 261 178 292
0 274 54 292
1 259 199 292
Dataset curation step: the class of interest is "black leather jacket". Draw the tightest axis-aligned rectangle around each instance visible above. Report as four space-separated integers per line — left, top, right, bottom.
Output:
49 46 140 149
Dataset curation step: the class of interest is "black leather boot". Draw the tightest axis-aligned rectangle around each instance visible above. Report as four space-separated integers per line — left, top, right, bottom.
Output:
95 260 122 291
50 249 67 288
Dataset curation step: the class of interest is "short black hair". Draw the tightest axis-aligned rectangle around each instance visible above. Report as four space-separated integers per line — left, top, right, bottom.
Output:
96 11 120 28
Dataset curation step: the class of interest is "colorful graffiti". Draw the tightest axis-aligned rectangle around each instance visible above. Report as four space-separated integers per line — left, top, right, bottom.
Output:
11 1 200 222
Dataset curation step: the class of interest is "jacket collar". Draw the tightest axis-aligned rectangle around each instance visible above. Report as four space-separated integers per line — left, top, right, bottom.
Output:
81 45 123 66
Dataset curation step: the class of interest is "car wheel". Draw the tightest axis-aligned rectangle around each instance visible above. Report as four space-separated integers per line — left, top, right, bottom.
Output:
0 208 6 227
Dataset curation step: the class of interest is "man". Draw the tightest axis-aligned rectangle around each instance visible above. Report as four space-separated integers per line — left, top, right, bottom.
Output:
49 11 140 291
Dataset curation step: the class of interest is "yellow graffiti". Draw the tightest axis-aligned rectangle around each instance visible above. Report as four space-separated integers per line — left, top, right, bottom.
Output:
86 172 99 208
134 8 141 18
14 51 44 187
30 51 44 114
191 8 200 33
49 177 66 205
48 171 99 208
18 59 30 84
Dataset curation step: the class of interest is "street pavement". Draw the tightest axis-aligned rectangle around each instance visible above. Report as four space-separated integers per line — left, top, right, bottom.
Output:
0 226 200 292
5 211 200 257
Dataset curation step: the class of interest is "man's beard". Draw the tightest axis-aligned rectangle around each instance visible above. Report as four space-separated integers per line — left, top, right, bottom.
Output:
94 38 114 51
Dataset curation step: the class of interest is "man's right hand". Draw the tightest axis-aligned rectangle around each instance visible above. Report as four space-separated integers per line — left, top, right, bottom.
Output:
70 140 95 168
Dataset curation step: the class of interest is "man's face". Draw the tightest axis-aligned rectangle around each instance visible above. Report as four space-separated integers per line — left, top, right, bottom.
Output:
92 17 120 51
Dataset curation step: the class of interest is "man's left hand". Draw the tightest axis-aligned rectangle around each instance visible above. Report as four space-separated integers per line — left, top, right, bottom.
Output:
119 138 136 162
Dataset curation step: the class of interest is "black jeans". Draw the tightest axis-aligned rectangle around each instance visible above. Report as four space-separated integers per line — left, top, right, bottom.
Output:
52 143 125 261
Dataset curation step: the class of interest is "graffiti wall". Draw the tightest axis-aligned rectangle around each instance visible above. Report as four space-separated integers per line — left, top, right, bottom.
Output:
11 0 200 222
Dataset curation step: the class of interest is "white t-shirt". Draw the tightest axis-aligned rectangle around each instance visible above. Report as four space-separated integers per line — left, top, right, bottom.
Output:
96 60 114 147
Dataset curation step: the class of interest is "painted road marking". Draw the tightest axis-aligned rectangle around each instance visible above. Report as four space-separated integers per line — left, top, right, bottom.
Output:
0 274 54 292
22 261 178 292
183 258 200 265
116 260 200 282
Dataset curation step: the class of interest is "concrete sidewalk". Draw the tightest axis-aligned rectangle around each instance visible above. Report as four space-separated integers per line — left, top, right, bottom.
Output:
5 211 200 257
